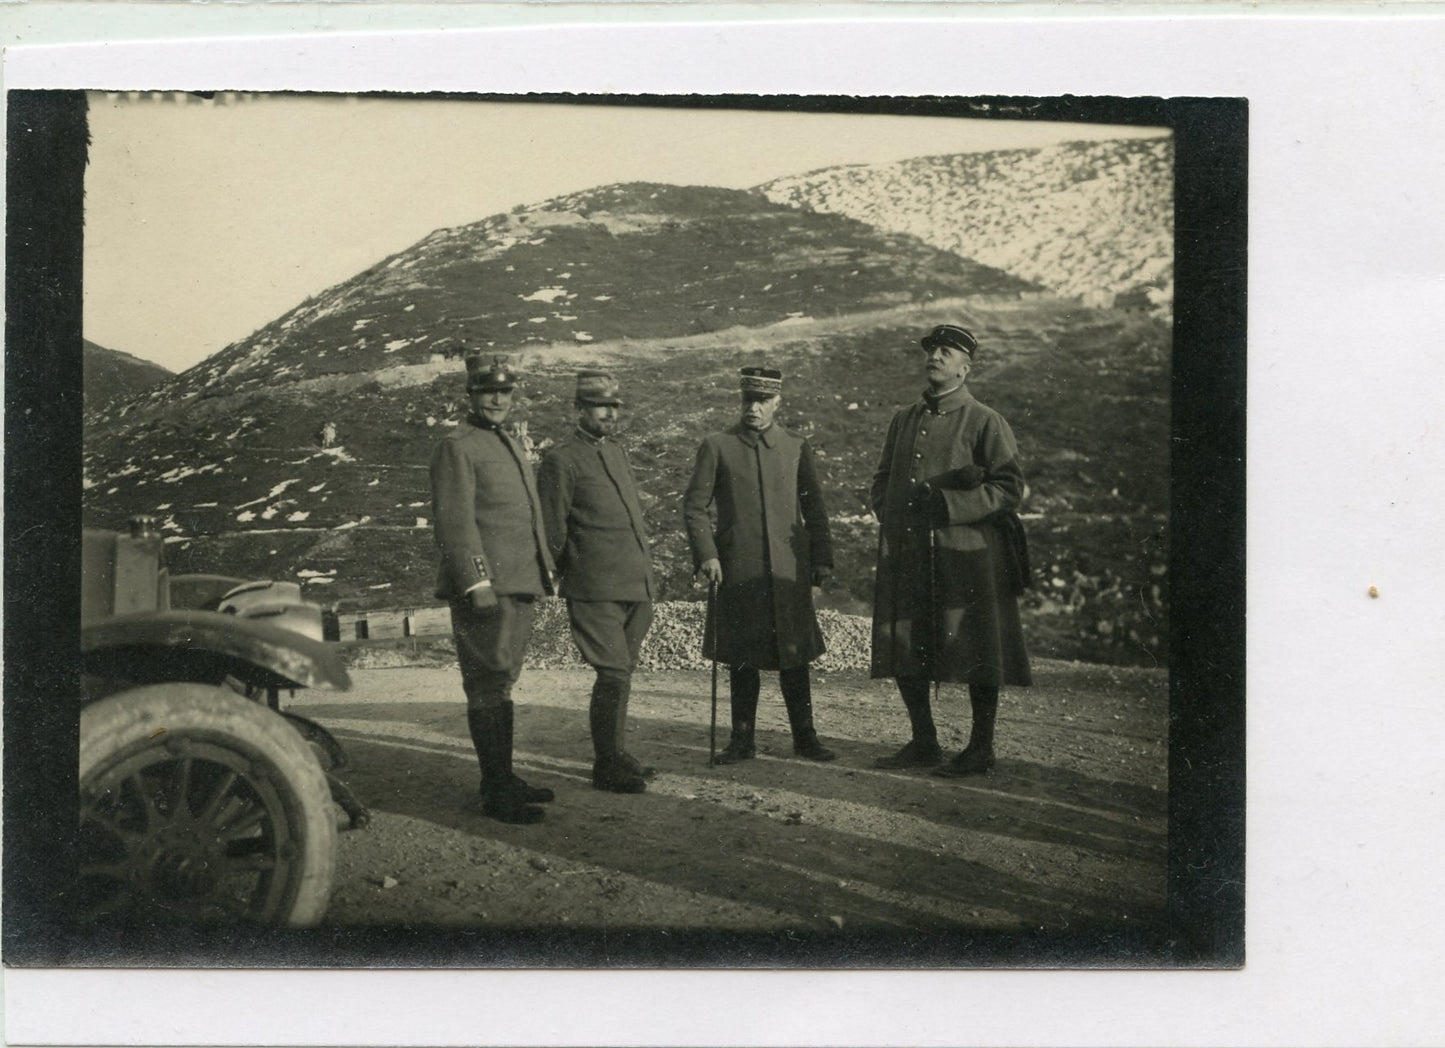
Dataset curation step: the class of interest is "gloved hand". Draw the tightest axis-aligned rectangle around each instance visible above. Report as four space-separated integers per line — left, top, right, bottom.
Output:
698 558 723 586
468 581 499 612
939 464 987 490
907 482 938 520
811 565 832 587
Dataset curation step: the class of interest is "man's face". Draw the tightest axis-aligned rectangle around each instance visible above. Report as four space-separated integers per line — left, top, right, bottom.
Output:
740 393 780 431
924 342 971 389
469 387 514 426
578 402 619 438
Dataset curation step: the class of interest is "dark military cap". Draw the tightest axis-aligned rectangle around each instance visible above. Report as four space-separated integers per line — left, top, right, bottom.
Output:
921 324 979 359
575 369 622 406
466 355 519 392
739 366 783 398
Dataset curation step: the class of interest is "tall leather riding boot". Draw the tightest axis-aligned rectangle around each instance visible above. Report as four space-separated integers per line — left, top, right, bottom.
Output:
935 685 1000 778
966 685 999 753
590 676 646 793
780 666 835 761
467 702 544 824
612 675 655 780
499 701 553 804
874 676 943 768
715 666 760 764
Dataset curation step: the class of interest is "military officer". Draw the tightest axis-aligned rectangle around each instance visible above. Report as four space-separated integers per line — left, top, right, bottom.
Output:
870 324 1032 776
537 370 657 794
683 366 837 764
430 355 558 824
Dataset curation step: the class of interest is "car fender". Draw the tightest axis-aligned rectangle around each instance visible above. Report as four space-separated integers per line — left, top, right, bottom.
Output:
82 609 351 693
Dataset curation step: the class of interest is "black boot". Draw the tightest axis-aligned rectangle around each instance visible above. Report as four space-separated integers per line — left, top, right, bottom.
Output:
781 666 835 761
934 685 999 778
499 701 554 803
591 676 646 793
715 666 759 764
612 676 656 780
468 703 545 824
876 676 943 768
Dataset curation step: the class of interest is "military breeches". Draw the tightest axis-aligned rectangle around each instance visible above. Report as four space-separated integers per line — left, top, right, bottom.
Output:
567 599 653 681
450 594 537 709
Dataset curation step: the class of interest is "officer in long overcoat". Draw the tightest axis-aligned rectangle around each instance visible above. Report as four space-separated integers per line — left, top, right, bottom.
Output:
431 355 558 823
870 324 1032 776
537 370 656 795
684 366 836 764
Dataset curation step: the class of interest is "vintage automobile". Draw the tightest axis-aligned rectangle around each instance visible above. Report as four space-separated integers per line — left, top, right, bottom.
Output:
78 517 364 927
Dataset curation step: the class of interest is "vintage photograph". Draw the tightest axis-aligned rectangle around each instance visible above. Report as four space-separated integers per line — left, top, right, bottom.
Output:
14 91 1240 968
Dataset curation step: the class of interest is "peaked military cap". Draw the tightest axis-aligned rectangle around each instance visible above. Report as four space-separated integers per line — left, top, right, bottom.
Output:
466 354 519 392
739 366 783 397
575 369 622 406
921 324 979 359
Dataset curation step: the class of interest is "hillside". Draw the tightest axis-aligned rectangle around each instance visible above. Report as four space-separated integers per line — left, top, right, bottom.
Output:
759 137 1173 312
82 339 172 412
83 172 1169 667
87 183 1035 429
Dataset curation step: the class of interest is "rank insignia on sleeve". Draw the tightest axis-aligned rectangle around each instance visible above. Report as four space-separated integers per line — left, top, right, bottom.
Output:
471 556 489 579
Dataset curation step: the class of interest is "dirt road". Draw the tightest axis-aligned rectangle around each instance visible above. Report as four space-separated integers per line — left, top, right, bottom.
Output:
289 658 1166 946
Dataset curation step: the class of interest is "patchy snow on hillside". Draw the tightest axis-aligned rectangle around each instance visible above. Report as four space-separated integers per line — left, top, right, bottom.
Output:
760 137 1173 312
236 478 300 509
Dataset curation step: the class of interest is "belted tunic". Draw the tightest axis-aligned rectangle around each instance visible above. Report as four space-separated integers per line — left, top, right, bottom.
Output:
430 415 555 600
537 428 655 602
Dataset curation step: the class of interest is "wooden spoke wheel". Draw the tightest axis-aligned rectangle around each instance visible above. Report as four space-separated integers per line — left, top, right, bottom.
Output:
78 684 336 927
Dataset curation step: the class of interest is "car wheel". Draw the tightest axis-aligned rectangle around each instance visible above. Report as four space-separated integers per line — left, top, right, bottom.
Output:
78 683 337 927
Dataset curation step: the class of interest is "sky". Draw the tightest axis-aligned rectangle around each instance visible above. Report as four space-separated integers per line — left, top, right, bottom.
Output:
83 94 1167 373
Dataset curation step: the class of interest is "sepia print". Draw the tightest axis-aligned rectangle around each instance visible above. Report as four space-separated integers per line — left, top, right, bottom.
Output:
7 91 1245 969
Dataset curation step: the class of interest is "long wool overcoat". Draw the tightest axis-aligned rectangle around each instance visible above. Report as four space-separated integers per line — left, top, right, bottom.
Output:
683 423 832 670
870 384 1032 686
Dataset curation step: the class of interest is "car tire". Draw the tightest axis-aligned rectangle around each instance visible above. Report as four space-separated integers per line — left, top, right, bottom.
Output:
78 683 337 927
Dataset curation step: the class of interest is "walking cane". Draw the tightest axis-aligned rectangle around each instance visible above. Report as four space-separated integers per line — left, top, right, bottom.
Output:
707 576 719 765
929 517 940 708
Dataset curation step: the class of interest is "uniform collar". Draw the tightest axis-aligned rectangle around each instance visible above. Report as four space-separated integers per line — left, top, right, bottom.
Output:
922 383 972 414
574 426 607 446
734 422 778 447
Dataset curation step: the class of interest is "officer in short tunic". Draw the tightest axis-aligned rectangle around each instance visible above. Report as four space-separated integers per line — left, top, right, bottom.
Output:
870 325 1032 777
684 366 837 764
431 355 558 823
537 370 657 794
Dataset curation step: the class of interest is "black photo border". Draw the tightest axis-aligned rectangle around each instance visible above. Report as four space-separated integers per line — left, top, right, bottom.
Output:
3 90 1245 969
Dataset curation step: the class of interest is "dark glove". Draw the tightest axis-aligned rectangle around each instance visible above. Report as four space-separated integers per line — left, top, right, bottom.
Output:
939 464 987 490
907 482 948 524
468 582 499 612
811 565 832 587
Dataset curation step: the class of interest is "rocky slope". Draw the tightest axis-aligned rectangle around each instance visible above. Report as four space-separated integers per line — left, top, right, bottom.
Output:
759 137 1173 311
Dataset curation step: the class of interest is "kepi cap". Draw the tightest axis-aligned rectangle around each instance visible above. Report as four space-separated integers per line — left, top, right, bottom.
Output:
575 369 622 406
921 324 979 359
739 366 783 397
466 354 519 392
